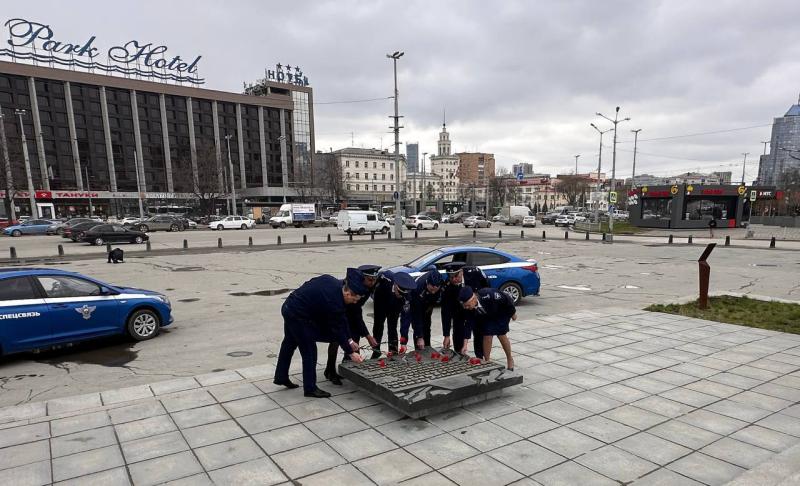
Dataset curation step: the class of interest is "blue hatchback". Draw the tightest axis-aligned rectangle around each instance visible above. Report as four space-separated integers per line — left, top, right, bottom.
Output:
0 268 173 356
3 219 56 237
385 246 541 304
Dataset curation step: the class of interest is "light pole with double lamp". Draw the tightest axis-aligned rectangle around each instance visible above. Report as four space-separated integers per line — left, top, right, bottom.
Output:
589 123 612 222
630 128 642 187
595 107 629 238
387 50 404 238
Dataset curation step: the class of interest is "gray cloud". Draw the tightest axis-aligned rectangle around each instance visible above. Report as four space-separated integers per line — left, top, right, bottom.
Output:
7 0 800 182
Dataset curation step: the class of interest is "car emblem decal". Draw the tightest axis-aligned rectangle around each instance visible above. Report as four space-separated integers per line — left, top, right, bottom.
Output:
75 304 97 320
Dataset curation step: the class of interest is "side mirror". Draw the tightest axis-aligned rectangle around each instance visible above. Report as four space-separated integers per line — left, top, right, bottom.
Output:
100 286 119 296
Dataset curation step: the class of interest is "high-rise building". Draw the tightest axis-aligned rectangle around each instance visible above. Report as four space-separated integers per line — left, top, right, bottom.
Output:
405 142 419 172
457 152 495 185
429 120 459 201
511 162 534 176
758 97 800 187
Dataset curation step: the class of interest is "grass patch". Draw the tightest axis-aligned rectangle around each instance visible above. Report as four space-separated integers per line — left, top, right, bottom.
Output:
646 295 800 334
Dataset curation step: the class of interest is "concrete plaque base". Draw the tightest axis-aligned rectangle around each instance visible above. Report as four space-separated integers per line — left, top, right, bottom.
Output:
338 347 523 418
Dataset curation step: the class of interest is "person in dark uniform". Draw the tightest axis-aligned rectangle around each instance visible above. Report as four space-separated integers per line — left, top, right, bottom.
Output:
273 268 367 398
370 270 417 358
459 287 516 370
324 265 381 385
400 270 444 350
441 262 489 357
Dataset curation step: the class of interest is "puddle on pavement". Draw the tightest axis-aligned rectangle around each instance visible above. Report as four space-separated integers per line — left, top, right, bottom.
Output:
227 351 253 357
229 289 291 297
557 285 592 291
34 337 140 368
173 266 205 272
179 298 201 303
750 263 778 267
622 285 640 289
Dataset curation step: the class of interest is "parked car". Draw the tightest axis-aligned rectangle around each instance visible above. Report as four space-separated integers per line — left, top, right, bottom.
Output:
491 214 508 224
554 214 576 227
500 205 532 225
568 212 587 223
448 212 473 224
541 213 559 225
0 268 172 356
119 217 142 226
612 210 630 220
337 210 390 235
417 211 442 222
64 221 103 241
80 224 149 246
209 216 256 230
463 216 491 228
133 216 185 232
0 218 19 229
3 219 56 237
48 217 96 235
385 215 406 226
522 215 537 227
406 215 439 230
385 246 540 304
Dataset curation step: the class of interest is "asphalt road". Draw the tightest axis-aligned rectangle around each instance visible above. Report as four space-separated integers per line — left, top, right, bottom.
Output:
0 232 799 407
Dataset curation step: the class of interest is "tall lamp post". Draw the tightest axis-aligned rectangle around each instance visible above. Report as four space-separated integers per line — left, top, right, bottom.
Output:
590 123 612 221
630 128 642 187
14 109 37 218
387 50 404 238
574 154 580 175
0 104 16 220
224 134 237 215
596 107 630 239
740 152 749 185
420 151 427 214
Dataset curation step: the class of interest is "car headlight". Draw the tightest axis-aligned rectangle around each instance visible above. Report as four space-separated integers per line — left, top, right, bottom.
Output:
155 295 171 306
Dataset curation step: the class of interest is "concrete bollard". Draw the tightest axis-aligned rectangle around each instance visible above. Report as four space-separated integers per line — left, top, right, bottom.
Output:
585 232 589 240
327 233 331 242
277 235 282 245
183 239 188 249
565 231 569 240
217 238 222 248
349 233 353 241
302 234 307 244
542 230 546 240
602 232 607 241
58 244 64 256
770 236 776 248
146 240 152 251
106 243 111 252
388 231 392 240
688 235 693 245
521 230 524 239
445 230 449 238
668 234 673 244
499 230 503 238
473 230 476 239
725 235 730 246
371 232 375 240
9 247 16 259
249 236 254 246
415 230 418 239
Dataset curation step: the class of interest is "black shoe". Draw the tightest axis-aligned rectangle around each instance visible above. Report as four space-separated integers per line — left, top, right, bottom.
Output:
324 369 343 386
370 350 382 360
304 388 331 398
273 379 299 389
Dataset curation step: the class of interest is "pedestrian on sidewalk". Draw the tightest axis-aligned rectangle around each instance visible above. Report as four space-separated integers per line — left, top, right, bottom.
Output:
708 218 717 238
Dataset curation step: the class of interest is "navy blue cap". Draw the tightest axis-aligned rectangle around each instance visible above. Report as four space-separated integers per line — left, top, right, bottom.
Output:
357 264 381 277
345 268 368 295
391 272 417 292
443 262 466 274
458 286 475 303
424 270 444 287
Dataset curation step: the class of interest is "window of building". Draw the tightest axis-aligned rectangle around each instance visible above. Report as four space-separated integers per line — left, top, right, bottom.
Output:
382 185 386 191
382 162 385 169
356 184 360 191
355 161 359 168
347 184 351 190
355 173 359 179
390 163 393 170
373 162 377 169
373 185 377 191
364 173 368 179
345 161 349 167
390 175 394 180
382 174 386 180
373 173 377 180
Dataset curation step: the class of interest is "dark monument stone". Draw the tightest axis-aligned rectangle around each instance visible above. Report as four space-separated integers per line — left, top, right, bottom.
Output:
339 347 522 418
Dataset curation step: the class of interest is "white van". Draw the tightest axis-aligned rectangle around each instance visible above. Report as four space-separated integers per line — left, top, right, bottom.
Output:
337 210 390 235
500 205 533 225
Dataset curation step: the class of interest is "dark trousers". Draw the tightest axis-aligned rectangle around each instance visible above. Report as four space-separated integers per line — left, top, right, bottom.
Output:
472 323 485 359
274 317 318 393
452 309 483 358
420 308 433 347
373 305 400 351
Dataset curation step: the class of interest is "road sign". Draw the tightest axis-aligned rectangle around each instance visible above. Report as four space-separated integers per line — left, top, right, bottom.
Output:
737 185 746 195
393 191 399 200
750 190 757 202
516 172 524 181
670 185 679 195
609 191 618 204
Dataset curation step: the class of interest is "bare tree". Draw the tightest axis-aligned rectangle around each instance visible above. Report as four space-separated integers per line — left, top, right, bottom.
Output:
189 144 227 216
555 175 590 206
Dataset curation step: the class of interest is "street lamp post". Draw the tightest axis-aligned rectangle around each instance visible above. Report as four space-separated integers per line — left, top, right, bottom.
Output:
420 151 427 214
596 107 630 238
590 122 612 222
631 128 642 187
225 134 237 215
14 109 37 218
574 154 580 175
387 50 404 238
740 152 749 185
0 104 16 220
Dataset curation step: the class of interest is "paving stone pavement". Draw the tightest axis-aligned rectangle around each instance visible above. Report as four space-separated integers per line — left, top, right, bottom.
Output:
2 307 800 485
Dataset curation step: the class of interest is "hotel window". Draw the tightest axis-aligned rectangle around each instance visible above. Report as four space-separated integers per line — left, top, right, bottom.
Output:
382 174 386 180
355 161 359 168
382 185 386 191
356 184 360 190
373 184 377 191
382 162 385 169
390 174 394 180
355 173 359 179
364 173 368 179
373 173 377 180
373 161 377 169
345 160 350 167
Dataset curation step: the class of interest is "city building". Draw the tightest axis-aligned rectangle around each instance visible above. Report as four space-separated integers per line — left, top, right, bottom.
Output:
511 162 534 176
628 184 746 229
626 174 666 187
0 22 313 219
337 147 406 205
665 172 728 186
758 97 800 187
457 152 495 185
405 142 419 172
428 121 459 201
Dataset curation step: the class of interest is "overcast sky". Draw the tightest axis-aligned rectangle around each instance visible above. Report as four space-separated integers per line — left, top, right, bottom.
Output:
7 0 800 182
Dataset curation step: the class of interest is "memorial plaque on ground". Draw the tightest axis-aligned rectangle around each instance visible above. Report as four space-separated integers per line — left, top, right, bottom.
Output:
339 348 522 418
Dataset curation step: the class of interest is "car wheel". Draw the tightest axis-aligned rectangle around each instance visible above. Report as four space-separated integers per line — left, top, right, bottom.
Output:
170 224 178 232
94 237 104 246
487 222 492 228
500 282 523 305
433 223 439 230
417 224 423 230
217 224 224 231
56 228 64 235
241 224 247 230
139 224 149 232
380 227 388 234
134 236 143 244
11 229 21 237
280 222 286 229
126 308 161 341
358 227 366 235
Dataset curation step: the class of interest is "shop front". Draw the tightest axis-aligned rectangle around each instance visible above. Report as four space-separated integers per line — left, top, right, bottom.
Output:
629 184 747 229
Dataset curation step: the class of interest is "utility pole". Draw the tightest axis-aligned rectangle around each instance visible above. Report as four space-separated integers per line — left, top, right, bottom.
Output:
15 109 37 218
596 107 630 239
225 134 237 215
0 104 16 220
574 154 580 175
590 123 612 221
631 128 642 187
741 152 749 185
387 51 404 237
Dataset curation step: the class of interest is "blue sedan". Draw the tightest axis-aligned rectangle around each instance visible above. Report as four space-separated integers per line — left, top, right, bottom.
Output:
0 268 173 356
385 246 541 304
3 219 56 237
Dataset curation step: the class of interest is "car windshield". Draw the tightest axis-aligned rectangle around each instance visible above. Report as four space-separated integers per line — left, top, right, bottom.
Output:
276 210 289 217
407 249 443 268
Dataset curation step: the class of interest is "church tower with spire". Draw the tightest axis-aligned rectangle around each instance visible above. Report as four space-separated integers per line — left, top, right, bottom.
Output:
429 109 460 203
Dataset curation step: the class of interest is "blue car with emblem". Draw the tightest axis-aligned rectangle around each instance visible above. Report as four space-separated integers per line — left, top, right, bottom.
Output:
0 268 173 356
385 246 540 304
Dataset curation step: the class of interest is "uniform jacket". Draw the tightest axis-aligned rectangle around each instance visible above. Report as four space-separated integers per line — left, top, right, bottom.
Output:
282 275 352 353
441 266 489 337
